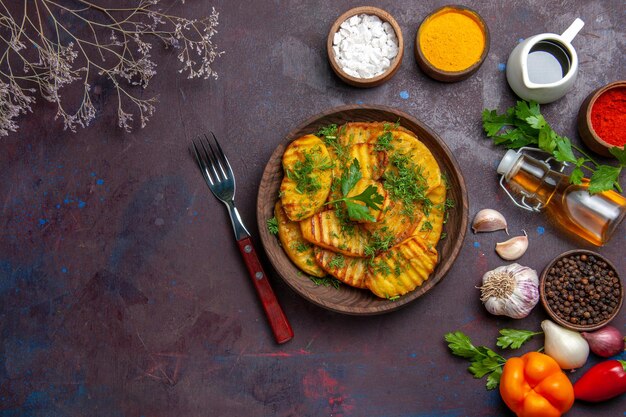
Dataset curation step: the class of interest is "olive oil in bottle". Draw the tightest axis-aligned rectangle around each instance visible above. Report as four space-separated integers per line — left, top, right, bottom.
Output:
497 150 626 246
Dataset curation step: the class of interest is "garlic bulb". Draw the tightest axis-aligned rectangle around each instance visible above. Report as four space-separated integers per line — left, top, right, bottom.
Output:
472 209 508 234
495 231 529 260
478 263 539 319
542 320 589 369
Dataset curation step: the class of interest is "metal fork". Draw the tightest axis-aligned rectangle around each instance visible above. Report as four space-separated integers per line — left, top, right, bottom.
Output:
192 133 293 344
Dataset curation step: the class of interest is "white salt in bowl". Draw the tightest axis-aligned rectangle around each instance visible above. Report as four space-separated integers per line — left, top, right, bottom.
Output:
327 6 404 88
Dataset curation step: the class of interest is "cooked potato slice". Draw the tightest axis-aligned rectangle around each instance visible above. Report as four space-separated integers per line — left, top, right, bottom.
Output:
313 248 368 288
339 122 384 146
414 183 447 248
348 143 388 180
300 210 368 257
274 201 325 277
363 199 422 245
345 179 390 223
387 131 442 191
280 134 333 221
366 236 438 299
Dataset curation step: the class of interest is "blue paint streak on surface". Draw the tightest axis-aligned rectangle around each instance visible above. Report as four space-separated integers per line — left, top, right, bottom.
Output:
38 219 47 226
537 226 545 235
498 63 506 71
96 179 104 185
77 200 86 209
473 241 480 248
399 90 409 99
61 267 68 273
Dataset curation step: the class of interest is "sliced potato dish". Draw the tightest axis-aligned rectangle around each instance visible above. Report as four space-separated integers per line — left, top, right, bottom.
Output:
280 134 333 221
272 121 450 300
274 201 325 277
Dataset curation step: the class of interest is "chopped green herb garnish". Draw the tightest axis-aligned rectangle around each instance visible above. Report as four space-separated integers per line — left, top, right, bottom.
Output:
292 241 309 253
328 253 345 269
286 148 333 194
375 131 393 151
384 154 432 217
420 221 433 232
309 275 342 289
364 229 394 259
317 124 338 139
267 217 279 234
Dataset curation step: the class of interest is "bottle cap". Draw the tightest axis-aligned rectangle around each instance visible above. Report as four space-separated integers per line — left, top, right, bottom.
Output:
497 150 521 176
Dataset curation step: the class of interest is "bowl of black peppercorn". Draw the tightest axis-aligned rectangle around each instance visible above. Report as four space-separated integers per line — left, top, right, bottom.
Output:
540 250 623 332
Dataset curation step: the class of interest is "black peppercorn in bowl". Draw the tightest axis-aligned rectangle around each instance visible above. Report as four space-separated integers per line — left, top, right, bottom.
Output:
540 250 623 332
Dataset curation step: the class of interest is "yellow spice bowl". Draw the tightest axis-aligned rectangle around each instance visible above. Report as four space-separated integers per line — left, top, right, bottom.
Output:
415 5 490 82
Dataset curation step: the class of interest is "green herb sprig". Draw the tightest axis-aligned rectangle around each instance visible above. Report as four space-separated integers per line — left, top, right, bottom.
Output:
496 329 542 350
482 100 626 194
326 159 384 222
267 216 279 234
445 328 542 390
445 331 506 390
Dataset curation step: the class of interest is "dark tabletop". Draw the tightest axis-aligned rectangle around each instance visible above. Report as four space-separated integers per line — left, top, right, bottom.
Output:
1 1 625 416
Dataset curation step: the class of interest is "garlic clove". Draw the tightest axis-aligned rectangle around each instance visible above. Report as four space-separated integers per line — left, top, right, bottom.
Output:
495 230 528 260
472 209 508 234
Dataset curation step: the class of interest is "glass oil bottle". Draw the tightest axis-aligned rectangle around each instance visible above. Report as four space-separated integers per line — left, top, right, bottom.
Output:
497 149 626 246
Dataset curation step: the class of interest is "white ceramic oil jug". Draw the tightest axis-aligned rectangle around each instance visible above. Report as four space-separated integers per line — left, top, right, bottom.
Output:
506 18 584 104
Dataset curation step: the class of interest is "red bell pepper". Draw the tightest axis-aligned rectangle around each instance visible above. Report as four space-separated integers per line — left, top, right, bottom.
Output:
573 359 626 402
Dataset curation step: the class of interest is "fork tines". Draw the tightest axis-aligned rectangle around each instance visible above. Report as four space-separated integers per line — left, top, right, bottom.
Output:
192 132 233 186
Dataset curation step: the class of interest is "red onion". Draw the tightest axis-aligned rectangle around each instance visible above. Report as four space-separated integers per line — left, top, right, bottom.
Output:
581 326 626 358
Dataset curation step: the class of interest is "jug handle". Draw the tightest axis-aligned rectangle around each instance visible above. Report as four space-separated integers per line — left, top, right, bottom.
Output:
561 18 584 43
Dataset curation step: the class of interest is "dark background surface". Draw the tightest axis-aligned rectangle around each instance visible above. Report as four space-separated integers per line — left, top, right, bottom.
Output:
1 1 624 416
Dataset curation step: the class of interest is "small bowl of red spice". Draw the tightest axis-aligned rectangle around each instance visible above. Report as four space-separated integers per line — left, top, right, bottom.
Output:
578 80 626 157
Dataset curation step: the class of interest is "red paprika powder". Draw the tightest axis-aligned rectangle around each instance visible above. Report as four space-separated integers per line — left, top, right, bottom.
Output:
590 86 626 147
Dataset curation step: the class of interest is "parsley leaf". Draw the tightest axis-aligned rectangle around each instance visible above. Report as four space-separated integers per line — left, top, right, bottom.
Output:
553 137 577 163
570 166 584 184
341 158 362 196
589 165 621 194
610 147 626 166
444 331 506 390
486 368 502 390
496 329 542 350
483 100 624 193
482 108 515 137
327 159 384 222
267 217 279 235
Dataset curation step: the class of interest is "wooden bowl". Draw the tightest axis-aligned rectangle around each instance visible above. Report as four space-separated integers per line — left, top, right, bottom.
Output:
256 105 469 315
327 6 404 88
540 250 623 331
577 80 626 157
415 5 490 82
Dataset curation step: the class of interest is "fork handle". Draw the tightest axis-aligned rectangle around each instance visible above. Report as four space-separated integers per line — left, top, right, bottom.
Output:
236 237 294 344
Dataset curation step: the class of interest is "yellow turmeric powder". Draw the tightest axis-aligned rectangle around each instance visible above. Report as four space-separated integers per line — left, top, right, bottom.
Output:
418 7 486 72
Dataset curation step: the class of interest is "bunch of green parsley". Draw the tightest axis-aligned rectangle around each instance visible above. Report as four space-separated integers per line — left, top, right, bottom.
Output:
483 100 626 194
